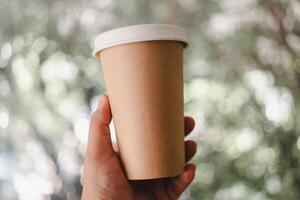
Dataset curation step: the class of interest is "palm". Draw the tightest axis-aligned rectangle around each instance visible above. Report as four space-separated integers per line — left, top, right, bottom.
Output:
82 95 197 200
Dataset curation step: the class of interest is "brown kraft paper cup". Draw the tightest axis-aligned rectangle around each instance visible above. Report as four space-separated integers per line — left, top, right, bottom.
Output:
93 24 188 180
96 40 185 180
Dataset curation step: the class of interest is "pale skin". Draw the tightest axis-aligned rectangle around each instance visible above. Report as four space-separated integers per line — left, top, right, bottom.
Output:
82 95 197 200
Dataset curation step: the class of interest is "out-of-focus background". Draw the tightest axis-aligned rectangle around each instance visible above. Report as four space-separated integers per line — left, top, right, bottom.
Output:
0 0 300 199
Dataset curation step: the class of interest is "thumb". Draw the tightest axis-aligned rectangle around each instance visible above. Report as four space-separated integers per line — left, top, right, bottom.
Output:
85 94 114 164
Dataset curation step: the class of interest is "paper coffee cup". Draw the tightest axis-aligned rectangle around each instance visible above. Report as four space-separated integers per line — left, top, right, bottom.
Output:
93 24 188 180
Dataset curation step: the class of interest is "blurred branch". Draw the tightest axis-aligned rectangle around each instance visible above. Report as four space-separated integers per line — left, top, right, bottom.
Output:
262 0 300 99
264 0 297 57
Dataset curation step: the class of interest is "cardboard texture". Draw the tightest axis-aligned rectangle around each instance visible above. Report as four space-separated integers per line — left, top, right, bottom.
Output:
98 41 185 180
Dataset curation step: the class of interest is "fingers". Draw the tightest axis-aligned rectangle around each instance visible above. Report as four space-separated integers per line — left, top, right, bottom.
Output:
185 140 197 163
85 95 114 164
145 180 170 200
166 164 196 199
166 136 197 199
184 117 195 137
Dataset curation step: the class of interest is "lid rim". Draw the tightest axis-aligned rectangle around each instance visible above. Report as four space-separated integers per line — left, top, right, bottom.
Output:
92 24 188 56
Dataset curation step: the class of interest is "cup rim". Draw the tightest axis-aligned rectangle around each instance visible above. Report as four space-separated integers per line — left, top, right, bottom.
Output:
92 24 189 57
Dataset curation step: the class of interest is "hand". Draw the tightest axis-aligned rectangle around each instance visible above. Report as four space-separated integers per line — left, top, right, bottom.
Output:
81 94 197 200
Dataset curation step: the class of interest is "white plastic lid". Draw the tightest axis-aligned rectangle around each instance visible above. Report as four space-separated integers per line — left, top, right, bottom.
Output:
93 24 188 56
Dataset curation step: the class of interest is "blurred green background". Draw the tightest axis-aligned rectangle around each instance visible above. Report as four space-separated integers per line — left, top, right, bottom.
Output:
1 0 300 199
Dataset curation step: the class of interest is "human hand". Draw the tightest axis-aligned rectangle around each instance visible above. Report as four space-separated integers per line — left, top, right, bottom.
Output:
81 94 197 200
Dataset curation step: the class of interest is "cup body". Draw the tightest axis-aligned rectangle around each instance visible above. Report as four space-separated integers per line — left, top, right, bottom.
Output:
98 40 185 180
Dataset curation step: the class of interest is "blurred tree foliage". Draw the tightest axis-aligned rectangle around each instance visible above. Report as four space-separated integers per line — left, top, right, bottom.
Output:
0 0 300 199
